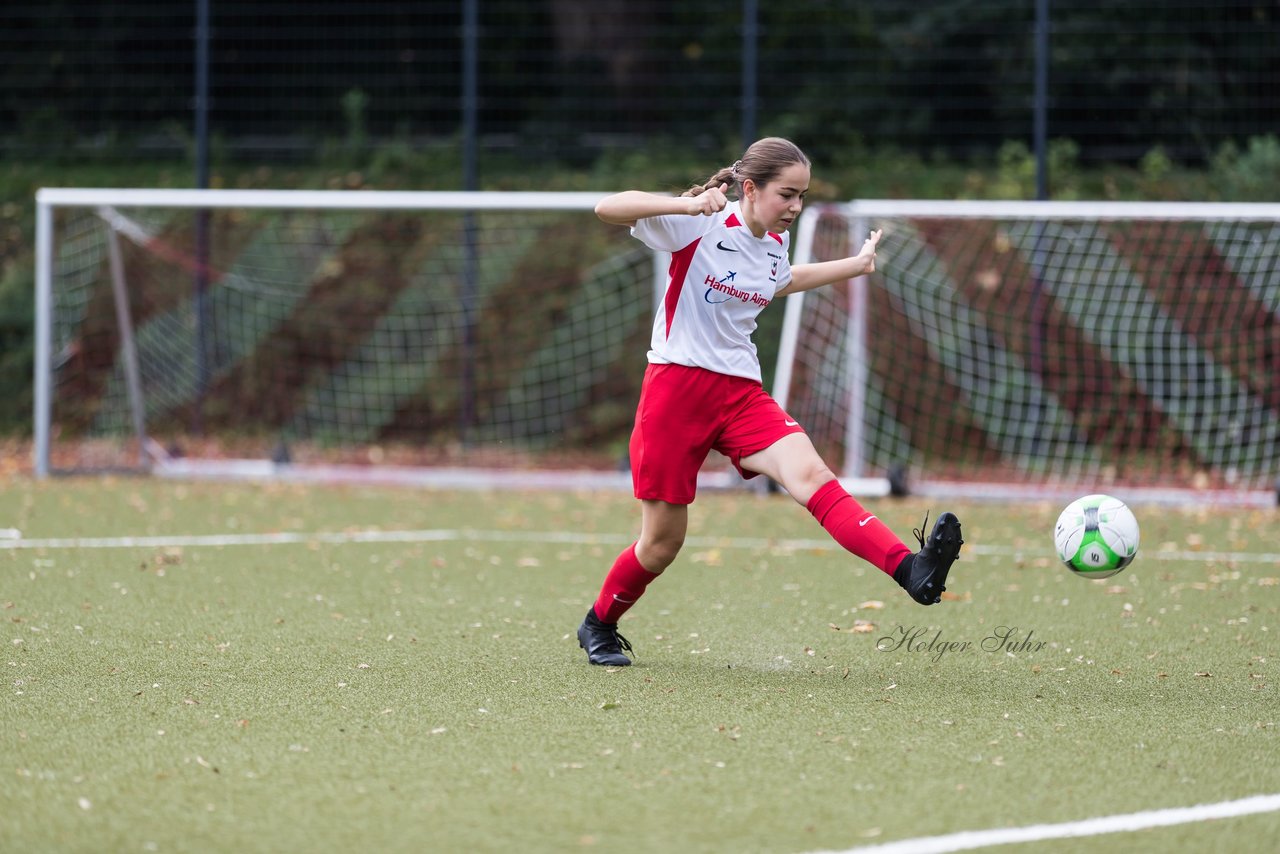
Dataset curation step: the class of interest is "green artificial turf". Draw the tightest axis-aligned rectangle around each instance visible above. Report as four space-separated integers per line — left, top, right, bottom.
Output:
2 478 1277 853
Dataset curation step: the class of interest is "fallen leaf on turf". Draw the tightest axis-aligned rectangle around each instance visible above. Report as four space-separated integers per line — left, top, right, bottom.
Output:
851 621 876 633
1195 671 1213 677
856 600 885 610
152 548 183 567
830 622 872 633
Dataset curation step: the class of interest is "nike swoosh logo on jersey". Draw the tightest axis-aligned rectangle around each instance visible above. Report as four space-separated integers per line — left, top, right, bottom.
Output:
716 240 738 252
784 420 799 426
859 515 877 527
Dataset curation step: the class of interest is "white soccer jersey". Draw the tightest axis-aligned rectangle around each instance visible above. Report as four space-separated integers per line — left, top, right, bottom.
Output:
631 200 791 383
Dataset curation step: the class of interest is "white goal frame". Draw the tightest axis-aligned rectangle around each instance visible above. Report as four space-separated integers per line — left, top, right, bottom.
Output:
35 191 1280 505
33 188 677 488
779 199 1280 508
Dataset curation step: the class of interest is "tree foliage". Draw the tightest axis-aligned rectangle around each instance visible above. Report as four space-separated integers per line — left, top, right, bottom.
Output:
2 2 1277 165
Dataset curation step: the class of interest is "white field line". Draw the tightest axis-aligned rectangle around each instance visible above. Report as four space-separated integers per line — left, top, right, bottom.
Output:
819 792 1280 854
1 528 1278 564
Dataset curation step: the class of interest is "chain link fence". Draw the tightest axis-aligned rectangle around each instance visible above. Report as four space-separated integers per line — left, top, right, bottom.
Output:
4 1 1279 170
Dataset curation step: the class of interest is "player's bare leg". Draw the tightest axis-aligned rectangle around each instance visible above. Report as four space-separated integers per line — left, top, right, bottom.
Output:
742 433 963 605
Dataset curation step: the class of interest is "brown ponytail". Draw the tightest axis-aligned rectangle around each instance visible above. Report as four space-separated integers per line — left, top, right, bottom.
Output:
681 138 810 198
682 166 737 198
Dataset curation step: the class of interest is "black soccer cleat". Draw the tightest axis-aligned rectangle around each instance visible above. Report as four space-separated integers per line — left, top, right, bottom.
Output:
893 511 964 605
577 608 634 666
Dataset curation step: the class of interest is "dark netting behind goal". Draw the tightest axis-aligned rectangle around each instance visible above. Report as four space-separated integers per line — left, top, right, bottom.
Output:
779 203 1280 495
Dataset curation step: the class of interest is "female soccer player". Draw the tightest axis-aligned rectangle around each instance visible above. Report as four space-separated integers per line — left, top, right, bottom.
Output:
577 137 963 667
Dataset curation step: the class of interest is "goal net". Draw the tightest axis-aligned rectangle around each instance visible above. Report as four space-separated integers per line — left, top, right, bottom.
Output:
34 189 666 487
777 200 1280 505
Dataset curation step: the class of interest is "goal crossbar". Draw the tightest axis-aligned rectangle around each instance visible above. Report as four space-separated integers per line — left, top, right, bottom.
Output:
35 187 610 211
841 199 1280 221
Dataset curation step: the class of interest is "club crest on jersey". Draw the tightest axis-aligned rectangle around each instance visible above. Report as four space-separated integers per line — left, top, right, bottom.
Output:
704 271 769 307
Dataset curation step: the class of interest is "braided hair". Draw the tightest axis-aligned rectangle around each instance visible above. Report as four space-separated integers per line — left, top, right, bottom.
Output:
682 137 811 198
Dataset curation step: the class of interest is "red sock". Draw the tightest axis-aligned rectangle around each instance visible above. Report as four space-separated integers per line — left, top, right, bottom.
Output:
806 479 911 575
593 543 660 623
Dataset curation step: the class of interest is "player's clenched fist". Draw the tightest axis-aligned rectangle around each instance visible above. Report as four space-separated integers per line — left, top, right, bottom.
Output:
688 182 729 216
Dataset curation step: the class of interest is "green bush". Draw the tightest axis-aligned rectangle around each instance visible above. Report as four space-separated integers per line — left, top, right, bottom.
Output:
1210 135 1280 201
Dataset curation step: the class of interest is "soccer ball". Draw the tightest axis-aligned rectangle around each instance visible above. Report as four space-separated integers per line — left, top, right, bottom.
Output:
1053 494 1140 578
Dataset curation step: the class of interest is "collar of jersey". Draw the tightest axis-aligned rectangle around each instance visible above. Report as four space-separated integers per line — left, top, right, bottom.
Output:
723 211 783 245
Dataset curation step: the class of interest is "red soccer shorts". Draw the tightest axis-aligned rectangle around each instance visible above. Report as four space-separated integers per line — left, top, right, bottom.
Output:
629 362 806 504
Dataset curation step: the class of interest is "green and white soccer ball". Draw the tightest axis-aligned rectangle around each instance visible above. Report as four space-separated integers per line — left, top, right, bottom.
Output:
1053 494 1140 578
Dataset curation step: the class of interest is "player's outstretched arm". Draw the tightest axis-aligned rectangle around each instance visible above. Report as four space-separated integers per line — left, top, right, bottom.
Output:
595 184 730 227
777 228 882 297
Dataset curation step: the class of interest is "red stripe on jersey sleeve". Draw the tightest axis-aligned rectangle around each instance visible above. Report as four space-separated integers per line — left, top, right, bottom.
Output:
664 237 701 339
725 213 742 228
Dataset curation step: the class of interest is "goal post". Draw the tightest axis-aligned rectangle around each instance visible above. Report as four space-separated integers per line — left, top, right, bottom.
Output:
33 188 680 487
778 199 1280 506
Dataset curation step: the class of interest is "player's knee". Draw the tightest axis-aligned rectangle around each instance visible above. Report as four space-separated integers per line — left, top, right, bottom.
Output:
787 460 837 499
638 533 684 571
